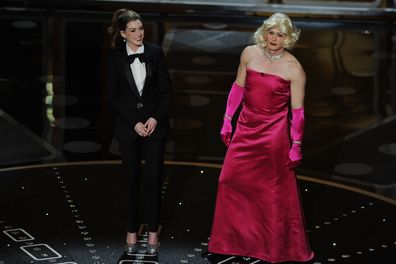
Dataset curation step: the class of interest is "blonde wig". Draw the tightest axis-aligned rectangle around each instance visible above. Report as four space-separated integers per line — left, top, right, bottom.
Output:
253 13 300 50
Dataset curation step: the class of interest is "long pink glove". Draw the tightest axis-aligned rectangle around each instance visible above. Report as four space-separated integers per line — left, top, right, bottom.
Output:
220 82 244 147
288 107 304 168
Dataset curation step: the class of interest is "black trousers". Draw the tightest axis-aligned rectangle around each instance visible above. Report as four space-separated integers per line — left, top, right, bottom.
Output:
119 137 165 233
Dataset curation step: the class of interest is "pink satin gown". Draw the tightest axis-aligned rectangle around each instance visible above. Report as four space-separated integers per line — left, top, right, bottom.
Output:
208 68 314 263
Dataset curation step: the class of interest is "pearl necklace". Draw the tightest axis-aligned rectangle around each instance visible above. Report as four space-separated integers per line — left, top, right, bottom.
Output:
263 49 286 63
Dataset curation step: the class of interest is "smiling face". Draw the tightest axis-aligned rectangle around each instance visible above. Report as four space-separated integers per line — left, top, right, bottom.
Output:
265 27 287 52
120 19 144 51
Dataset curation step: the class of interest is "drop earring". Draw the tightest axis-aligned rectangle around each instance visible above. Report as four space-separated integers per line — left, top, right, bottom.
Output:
123 38 126 42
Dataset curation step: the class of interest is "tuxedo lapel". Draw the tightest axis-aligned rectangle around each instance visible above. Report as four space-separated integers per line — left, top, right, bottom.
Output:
121 48 141 99
141 43 153 98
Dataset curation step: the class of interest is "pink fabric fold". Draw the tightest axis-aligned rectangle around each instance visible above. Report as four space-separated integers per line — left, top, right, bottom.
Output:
209 69 314 263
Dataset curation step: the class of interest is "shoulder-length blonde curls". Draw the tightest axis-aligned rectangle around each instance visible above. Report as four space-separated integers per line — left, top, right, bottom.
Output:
253 13 300 50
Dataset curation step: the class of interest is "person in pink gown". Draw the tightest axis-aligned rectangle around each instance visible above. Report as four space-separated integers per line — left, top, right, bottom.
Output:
207 13 314 263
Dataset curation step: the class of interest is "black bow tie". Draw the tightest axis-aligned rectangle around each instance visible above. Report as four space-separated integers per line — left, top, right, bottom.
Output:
127 53 145 64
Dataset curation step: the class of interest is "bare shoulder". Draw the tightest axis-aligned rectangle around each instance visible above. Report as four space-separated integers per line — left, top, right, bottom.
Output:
241 45 260 62
243 45 259 54
284 52 305 80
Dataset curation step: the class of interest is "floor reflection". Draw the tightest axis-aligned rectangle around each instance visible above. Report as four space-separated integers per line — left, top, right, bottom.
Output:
0 162 395 263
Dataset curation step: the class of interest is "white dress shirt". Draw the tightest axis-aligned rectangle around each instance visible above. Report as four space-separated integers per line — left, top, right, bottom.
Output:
126 44 146 96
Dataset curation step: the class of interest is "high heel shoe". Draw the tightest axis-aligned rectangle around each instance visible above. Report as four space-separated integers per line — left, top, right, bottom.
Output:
146 242 160 255
125 243 138 255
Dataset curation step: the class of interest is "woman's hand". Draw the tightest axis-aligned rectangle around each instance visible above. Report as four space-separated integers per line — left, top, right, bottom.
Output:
145 117 158 136
134 122 148 137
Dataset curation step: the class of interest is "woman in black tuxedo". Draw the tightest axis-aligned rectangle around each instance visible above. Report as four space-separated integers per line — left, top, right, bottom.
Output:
106 9 173 255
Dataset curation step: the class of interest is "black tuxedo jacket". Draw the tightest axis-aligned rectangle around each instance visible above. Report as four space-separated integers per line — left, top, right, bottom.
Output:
107 42 173 143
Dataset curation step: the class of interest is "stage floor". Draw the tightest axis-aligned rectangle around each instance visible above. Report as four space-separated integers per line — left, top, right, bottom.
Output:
0 162 395 264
